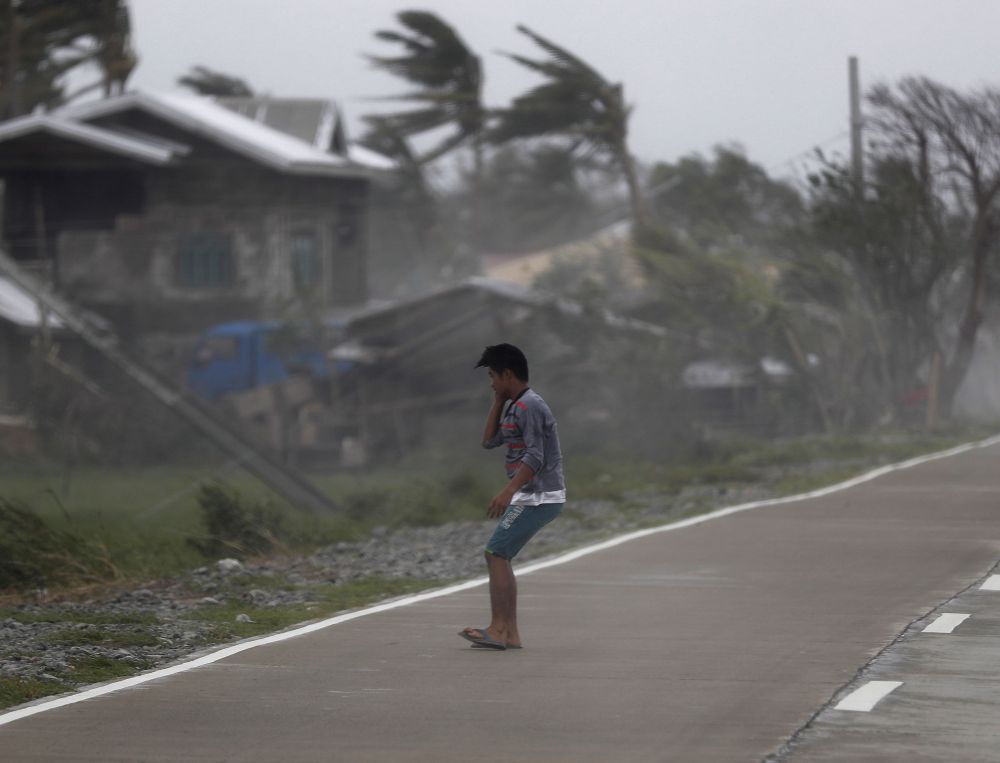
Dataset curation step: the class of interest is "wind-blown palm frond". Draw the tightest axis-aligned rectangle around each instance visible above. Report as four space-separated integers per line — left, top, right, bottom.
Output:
1 0 137 117
492 28 626 152
367 11 481 92
512 24 604 82
177 65 253 97
364 10 484 165
376 107 453 135
492 24 646 225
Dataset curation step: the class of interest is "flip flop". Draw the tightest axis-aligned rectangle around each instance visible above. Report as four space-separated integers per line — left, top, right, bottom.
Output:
472 642 522 650
458 627 506 650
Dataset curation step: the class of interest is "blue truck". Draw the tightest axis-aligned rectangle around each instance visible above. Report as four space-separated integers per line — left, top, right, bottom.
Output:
186 320 370 464
187 320 334 401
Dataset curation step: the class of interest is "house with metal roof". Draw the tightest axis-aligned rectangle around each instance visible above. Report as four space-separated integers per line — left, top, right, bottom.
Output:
213 96 396 172
0 91 393 351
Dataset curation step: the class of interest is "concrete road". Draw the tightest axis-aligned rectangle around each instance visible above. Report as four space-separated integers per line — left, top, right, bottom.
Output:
780 536 1000 762
3 441 1000 762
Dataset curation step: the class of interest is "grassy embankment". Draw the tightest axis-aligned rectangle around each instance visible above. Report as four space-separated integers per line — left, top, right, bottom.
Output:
0 425 995 709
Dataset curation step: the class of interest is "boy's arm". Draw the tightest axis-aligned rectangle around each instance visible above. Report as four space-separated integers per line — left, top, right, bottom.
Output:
481 392 507 448
486 402 546 517
487 463 535 517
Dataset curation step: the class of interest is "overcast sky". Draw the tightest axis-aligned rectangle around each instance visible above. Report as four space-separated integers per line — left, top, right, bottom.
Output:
124 0 1000 177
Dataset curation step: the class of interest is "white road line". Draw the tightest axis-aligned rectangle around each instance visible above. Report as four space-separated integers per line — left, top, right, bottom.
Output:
835 681 903 712
2 431 1000 728
922 613 971 634
980 575 1000 591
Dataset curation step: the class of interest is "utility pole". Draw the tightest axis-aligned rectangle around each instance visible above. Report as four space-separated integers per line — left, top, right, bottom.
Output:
849 56 864 196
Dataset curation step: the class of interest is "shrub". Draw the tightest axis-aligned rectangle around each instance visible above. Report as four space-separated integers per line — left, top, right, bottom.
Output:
0 498 118 590
187 483 287 559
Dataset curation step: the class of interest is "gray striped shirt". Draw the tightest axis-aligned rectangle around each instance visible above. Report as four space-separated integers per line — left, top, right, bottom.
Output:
483 389 566 505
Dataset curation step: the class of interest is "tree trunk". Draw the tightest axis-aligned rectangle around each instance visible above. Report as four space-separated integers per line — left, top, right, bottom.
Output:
471 132 484 258
939 281 985 418
939 228 991 417
618 145 648 230
783 325 834 434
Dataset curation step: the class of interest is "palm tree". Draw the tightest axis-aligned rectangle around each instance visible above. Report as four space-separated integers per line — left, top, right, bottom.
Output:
0 0 136 118
91 0 137 97
365 11 485 165
365 11 486 254
177 65 254 97
491 24 648 228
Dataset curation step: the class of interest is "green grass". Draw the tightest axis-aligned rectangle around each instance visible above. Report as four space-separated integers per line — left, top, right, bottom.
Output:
182 577 443 643
770 467 870 496
56 656 144 685
0 457 496 587
42 628 160 648
0 677 67 707
726 430 986 470
0 610 161 626
0 466 246 580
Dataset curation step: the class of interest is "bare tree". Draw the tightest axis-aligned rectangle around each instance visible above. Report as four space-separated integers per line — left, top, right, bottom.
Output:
867 77 1000 417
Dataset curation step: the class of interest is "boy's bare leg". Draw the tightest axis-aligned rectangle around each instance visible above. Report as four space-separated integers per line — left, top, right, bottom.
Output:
465 553 521 647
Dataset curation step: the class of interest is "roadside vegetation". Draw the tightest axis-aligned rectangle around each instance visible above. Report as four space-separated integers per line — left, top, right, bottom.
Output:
1 425 992 597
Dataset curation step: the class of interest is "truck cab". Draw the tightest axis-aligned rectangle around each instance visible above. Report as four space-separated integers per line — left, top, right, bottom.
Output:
187 321 329 401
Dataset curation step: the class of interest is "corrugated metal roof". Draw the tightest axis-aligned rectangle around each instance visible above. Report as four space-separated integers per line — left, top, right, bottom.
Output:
0 92 394 176
0 114 176 165
345 143 396 171
61 91 371 178
215 96 397 171
334 277 670 338
219 97 327 145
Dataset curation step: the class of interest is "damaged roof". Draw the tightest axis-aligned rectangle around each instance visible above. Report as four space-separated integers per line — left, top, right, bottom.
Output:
332 276 674 339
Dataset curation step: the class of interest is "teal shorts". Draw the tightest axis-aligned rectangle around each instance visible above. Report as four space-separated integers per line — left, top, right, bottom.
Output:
485 503 563 560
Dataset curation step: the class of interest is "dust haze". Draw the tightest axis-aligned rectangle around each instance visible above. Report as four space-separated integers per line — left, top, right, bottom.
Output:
0 0 998 566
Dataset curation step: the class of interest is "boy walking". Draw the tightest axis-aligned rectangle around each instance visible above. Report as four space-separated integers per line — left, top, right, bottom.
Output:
460 343 565 650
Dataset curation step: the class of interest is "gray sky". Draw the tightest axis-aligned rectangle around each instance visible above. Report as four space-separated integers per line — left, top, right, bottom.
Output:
125 0 1000 177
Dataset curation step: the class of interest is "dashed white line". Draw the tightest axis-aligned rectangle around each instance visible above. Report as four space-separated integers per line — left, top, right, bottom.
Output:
980 575 1000 591
835 681 903 712
922 613 971 634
